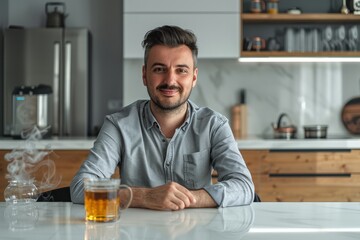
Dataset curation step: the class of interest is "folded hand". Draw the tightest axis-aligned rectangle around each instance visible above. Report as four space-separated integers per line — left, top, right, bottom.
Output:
141 182 196 211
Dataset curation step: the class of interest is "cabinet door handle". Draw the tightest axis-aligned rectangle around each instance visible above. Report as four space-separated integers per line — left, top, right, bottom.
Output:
269 173 351 178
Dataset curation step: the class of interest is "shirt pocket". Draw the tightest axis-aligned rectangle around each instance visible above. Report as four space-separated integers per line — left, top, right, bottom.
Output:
183 149 211 189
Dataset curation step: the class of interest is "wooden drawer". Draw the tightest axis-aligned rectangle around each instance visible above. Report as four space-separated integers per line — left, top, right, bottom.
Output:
241 150 262 174
241 149 360 202
256 173 360 202
261 150 360 174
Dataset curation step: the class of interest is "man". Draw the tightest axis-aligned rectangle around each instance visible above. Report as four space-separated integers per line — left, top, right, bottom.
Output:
70 25 254 210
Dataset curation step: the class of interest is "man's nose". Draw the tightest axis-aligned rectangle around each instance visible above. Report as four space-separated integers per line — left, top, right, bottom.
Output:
164 69 177 84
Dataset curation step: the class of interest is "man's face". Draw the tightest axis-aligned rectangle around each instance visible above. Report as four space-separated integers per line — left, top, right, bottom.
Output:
142 45 198 111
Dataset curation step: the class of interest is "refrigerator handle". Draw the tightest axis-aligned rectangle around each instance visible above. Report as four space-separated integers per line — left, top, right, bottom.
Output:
53 42 60 135
64 41 72 135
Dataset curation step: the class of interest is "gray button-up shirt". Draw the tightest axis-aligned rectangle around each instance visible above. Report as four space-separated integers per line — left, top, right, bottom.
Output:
70 100 254 207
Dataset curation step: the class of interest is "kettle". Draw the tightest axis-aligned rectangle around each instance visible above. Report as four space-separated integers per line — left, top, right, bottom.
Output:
45 2 67 28
271 113 297 139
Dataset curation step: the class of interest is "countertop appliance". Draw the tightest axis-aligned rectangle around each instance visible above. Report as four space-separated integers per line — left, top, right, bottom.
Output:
12 85 52 138
3 28 91 137
271 113 297 139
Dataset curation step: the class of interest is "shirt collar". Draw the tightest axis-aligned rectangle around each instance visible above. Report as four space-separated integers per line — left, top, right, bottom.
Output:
142 100 196 131
143 101 157 130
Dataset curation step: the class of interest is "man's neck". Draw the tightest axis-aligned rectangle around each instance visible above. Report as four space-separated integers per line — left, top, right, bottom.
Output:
150 102 188 138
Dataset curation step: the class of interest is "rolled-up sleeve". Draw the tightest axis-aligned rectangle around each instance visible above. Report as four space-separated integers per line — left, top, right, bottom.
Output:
70 116 122 203
203 119 254 207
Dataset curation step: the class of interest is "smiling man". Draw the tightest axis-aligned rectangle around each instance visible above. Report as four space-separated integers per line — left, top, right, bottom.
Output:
70 25 254 210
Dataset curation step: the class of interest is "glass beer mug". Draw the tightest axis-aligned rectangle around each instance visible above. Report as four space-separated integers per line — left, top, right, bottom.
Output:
84 179 133 223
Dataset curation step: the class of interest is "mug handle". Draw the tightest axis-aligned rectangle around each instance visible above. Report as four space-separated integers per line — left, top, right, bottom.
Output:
119 185 133 210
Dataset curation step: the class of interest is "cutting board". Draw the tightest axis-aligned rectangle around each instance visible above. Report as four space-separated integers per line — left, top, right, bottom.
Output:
341 97 360 134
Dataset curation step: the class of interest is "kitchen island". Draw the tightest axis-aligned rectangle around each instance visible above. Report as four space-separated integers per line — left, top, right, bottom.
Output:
1 136 360 202
236 136 360 202
0 202 359 239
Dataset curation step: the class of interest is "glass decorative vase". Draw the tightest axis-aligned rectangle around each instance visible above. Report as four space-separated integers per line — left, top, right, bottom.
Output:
4 180 39 203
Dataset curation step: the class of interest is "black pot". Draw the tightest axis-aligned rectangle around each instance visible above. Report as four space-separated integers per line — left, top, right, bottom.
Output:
303 125 328 139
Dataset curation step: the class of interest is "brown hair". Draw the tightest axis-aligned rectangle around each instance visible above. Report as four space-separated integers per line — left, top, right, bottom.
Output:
142 25 198 68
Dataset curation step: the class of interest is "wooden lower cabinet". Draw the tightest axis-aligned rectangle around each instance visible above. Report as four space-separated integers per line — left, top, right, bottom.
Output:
0 150 89 201
241 149 360 202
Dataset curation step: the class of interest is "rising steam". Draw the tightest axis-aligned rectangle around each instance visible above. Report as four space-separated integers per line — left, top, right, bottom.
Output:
4 126 61 192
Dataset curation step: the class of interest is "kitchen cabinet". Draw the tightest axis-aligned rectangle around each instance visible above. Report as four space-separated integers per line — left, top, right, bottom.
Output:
124 0 238 12
0 150 120 201
240 0 360 58
123 0 240 58
242 149 360 202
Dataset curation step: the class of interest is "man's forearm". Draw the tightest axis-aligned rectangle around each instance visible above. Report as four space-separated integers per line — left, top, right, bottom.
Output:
189 189 217 208
130 188 217 209
128 183 216 210
128 183 196 210
129 187 147 208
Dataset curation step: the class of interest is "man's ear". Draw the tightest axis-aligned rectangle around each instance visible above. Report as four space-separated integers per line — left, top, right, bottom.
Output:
142 65 147 86
192 68 198 88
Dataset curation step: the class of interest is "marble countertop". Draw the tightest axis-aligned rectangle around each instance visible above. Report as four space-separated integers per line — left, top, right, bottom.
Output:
1 135 360 150
237 135 360 150
1 202 359 240
0 137 96 150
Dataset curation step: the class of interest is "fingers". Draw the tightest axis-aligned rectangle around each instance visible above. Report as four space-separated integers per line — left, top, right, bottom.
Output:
144 182 196 211
167 182 196 210
176 184 197 204
173 189 195 208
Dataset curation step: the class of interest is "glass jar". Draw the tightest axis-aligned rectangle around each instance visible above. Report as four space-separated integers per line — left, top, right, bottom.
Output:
4 180 39 203
251 0 264 13
267 0 279 14
252 37 266 51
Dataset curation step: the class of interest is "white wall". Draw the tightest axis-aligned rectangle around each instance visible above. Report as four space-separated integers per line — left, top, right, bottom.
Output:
124 59 360 138
7 0 123 134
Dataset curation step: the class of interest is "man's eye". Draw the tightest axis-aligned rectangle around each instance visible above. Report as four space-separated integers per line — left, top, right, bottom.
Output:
153 67 165 73
178 68 188 74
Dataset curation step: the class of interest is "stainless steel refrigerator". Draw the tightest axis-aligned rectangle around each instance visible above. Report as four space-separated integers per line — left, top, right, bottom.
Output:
3 28 90 137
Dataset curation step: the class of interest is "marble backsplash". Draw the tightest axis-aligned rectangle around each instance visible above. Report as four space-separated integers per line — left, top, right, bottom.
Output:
123 59 360 138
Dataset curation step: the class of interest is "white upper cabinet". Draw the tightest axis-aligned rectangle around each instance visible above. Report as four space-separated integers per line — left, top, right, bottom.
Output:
124 0 240 59
124 0 239 13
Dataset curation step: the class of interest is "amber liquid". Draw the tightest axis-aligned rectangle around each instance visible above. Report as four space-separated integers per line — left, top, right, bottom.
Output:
85 189 120 222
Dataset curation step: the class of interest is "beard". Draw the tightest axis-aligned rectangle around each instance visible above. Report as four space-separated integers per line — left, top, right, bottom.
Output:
147 84 192 112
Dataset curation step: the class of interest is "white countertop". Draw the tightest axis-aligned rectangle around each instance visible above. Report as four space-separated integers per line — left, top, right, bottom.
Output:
237 136 360 150
1 135 360 150
1 202 359 240
0 137 96 150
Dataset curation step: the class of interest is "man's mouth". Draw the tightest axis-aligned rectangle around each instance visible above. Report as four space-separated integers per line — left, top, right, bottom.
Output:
158 85 180 96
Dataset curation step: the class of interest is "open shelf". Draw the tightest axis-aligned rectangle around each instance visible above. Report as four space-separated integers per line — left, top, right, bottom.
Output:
240 0 360 61
242 13 360 23
241 51 360 57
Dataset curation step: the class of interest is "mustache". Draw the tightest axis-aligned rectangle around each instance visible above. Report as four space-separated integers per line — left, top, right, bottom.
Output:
157 84 181 91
